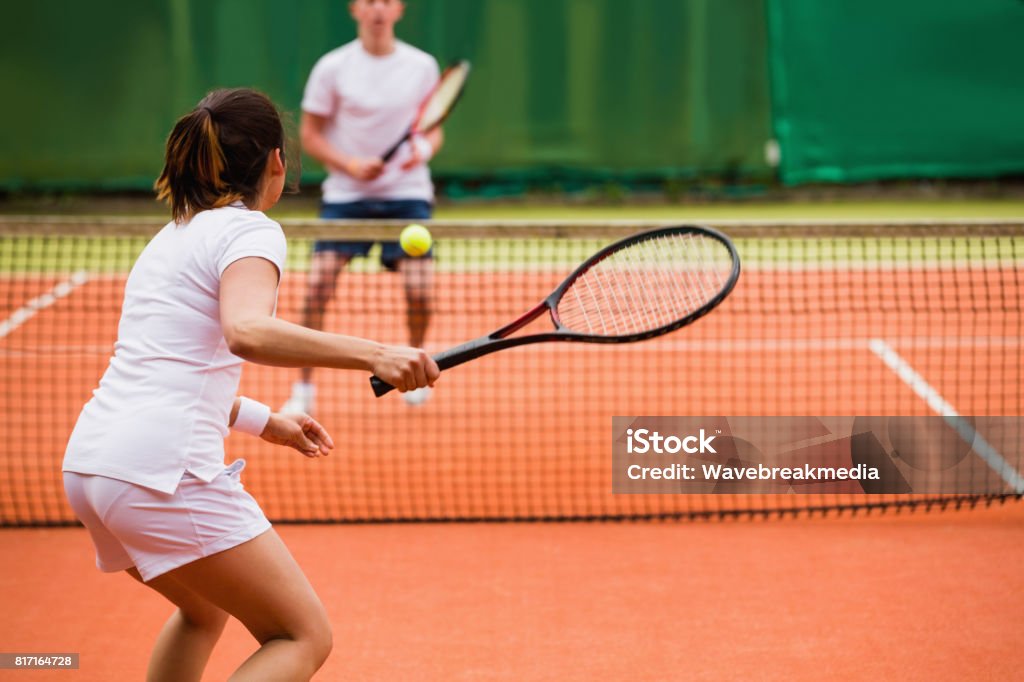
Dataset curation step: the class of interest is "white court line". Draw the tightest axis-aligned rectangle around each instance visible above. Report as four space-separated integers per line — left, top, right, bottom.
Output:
869 338 1024 493
0 271 90 339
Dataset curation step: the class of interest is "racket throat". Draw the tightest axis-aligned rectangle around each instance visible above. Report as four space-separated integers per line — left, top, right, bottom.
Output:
494 301 552 337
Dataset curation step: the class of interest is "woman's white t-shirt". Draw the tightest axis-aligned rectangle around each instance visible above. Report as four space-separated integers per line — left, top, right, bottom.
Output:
62 205 287 494
302 39 440 203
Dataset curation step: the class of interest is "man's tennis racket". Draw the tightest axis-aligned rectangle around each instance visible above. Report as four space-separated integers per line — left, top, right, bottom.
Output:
381 59 471 163
370 226 741 397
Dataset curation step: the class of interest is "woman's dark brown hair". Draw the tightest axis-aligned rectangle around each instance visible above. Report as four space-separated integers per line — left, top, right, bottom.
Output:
155 88 295 223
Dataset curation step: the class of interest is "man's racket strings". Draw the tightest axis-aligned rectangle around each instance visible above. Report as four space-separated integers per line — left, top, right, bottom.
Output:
381 59 471 162
370 226 740 397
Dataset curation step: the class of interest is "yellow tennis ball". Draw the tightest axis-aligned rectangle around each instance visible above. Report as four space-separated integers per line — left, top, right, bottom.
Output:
400 224 433 257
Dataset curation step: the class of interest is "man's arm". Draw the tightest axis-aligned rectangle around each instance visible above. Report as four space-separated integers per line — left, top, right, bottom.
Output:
300 111 383 181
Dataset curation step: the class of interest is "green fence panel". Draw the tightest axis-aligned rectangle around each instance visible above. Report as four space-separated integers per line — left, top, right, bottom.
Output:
1 0 771 192
766 0 1024 185
1 1 182 190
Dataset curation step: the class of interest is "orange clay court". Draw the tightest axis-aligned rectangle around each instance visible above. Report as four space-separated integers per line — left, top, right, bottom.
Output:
0 223 1021 679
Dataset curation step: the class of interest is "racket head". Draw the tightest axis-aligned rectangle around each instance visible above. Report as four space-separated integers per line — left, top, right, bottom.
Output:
414 60 471 133
546 226 740 342
369 225 739 398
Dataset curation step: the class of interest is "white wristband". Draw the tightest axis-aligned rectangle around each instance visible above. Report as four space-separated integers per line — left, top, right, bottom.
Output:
233 397 271 436
412 135 434 162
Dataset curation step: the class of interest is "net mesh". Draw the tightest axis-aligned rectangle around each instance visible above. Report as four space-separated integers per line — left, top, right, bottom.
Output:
1 217 1021 525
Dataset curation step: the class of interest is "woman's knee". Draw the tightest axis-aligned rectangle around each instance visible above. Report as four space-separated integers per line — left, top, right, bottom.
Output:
305 617 333 670
258 603 332 668
299 604 333 665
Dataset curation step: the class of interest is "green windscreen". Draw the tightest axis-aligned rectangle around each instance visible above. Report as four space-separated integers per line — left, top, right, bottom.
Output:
765 0 1024 184
1 0 772 191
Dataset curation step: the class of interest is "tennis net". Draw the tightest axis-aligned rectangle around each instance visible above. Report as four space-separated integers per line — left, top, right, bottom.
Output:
1 217 1021 524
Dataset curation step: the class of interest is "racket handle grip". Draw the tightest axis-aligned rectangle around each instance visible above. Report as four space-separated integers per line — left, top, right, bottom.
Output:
369 376 395 397
368 337 512 398
367 347 467 398
380 131 410 163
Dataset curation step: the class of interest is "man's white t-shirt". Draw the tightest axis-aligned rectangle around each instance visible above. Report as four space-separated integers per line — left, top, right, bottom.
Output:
302 39 440 203
62 205 287 494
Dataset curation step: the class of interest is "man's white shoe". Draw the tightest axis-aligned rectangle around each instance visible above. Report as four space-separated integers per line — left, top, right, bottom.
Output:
280 382 316 414
401 386 433 406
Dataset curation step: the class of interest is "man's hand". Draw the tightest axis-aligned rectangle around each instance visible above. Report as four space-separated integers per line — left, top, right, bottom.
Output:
343 156 385 181
400 135 434 171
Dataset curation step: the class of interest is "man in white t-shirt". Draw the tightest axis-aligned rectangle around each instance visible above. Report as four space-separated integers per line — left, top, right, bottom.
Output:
284 0 442 411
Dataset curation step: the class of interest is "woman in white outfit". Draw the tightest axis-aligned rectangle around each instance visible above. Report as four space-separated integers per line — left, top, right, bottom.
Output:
62 87 439 681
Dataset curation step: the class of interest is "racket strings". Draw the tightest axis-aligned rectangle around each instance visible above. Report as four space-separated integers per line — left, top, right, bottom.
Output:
556 232 734 337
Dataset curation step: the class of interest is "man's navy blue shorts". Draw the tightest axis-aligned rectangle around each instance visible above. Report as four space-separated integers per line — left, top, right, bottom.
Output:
314 199 433 271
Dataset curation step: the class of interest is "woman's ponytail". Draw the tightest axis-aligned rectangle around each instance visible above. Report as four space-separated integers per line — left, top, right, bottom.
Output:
154 89 289 223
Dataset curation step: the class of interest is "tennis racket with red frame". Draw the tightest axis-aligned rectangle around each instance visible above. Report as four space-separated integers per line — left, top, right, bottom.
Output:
381 59 471 163
370 225 741 397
